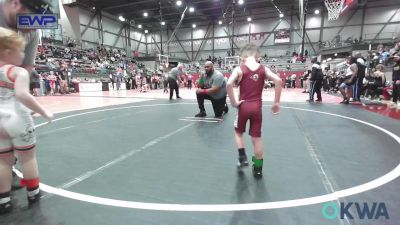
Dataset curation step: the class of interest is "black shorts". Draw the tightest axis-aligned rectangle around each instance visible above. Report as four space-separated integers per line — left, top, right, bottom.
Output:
30 82 40 89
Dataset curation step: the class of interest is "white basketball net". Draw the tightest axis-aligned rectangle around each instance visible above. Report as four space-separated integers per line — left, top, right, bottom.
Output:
325 0 345 20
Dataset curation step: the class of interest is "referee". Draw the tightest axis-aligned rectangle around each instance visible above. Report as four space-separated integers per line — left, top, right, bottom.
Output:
168 64 183 100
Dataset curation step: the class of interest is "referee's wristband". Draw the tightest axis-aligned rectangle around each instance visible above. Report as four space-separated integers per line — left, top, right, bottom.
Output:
202 89 207 95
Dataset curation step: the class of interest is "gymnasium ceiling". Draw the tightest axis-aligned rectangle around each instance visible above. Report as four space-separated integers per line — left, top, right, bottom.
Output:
74 0 397 31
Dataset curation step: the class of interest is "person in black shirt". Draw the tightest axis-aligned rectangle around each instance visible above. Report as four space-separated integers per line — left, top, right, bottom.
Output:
146 75 152 90
322 67 329 92
58 71 67 94
30 69 40 96
307 57 323 102
390 53 400 108
352 54 366 102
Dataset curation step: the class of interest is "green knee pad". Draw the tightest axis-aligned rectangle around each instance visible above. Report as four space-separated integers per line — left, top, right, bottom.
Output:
252 156 263 168
197 78 205 85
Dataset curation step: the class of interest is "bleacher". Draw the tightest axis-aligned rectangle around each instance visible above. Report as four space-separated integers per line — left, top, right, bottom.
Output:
261 56 309 72
35 43 123 80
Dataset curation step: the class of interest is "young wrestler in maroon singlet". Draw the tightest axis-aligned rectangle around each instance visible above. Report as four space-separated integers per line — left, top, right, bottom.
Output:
227 44 282 178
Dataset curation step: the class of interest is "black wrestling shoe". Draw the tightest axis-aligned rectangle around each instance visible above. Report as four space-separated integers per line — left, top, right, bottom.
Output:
237 154 249 168
0 201 12 215
223 104 229 113
252 166 263 179
195 111 207 117
27 189 41 205
340 98 349 104
214 114 224 119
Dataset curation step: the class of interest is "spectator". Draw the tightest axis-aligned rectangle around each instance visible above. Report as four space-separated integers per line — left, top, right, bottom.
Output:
163 72 169 93
146 74 151 90
135 73 141 92
48 71 56 95
307 56 323 102
322 67 330 93
290 73 296 88
187 74 193 89
353 54 366 101
109 73 115 90
115 69 123 91
58 71 68 94
367 64 386 100
339 57 358 104
30 69 40 96
389 40 400 108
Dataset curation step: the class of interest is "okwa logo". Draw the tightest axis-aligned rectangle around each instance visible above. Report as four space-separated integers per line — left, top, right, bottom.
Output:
321 202 390 220
250 74 259 81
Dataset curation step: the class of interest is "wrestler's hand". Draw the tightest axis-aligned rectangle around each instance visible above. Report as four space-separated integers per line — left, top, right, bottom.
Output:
42 110 53 123
31 111 40 117
271 103 280 115
232 100 245 108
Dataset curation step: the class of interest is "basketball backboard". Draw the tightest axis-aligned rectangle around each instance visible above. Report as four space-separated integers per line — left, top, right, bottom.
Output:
224 56 240 67
341 0 353 14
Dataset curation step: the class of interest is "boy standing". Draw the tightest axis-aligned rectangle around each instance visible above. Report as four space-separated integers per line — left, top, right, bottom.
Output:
226 44 282 178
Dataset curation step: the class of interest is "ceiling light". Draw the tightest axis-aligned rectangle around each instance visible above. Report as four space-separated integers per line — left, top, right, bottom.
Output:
118 16 125 22
247 17 251 22
189 7 195 12
238 0 244 5
144 12 148 17
192 24 196 28
176 0 182 6
145 30 148 34
138 24 142 29
314 9 320 15
92 6 95 10
218 20 222 25
161 21 166 25
279 13 284 18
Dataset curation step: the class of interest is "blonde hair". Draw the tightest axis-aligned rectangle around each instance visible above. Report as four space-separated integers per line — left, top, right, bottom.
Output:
0 27 26 51
375 64 384 72
240 43 260 58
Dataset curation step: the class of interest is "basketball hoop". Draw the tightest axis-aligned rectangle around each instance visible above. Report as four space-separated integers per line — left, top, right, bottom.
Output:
224 56 240 67
158 54 169 69
325 0 345 20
